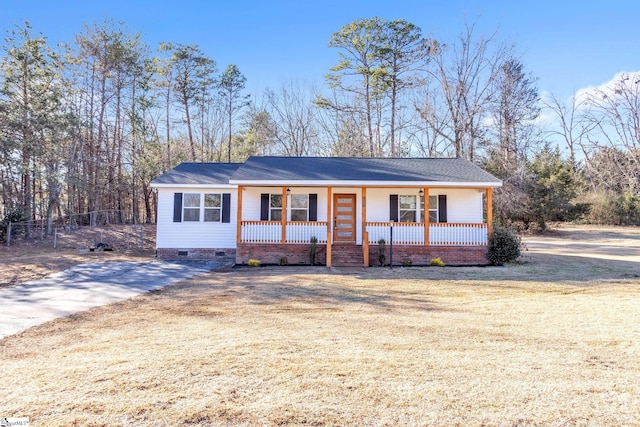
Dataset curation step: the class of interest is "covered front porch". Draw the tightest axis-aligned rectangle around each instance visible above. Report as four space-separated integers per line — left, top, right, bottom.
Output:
235 185 495 267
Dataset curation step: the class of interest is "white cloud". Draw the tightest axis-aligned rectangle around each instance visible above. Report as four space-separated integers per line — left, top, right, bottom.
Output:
575 70 640 105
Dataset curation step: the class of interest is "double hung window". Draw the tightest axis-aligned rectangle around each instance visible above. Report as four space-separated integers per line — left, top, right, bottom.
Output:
183 193 201 221
269 194 282 221
290 194 309 221
399 195 417 222
204 194 222 222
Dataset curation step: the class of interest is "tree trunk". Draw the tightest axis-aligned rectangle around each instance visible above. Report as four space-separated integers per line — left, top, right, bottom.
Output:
165 83 171 169
184 95 196 161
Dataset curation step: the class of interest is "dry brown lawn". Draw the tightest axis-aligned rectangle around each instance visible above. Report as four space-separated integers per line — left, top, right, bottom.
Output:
1 225 640 426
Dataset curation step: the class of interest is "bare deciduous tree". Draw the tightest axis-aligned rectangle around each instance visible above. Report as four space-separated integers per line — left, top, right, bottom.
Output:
264 82 318 156
580 72 640 193
416 22 511 161
544 92 594 171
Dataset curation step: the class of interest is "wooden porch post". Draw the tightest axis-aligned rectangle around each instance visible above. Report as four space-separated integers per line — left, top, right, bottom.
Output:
282 186 287 244
424 187 429 245
326 186 332 267
487 187 493 241
362 187 368 267
236 185 243 244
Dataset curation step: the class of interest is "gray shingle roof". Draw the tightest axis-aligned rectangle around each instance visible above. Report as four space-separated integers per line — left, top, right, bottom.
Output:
229 157 501 184
152 162 242 186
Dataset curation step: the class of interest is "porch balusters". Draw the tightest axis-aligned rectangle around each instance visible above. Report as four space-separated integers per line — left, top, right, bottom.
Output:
241 221 282 243
241 221 328 244
285 222 328 244
365 222 488 246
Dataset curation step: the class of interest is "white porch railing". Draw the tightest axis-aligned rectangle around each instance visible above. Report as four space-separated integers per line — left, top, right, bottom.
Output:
366 222 488 246
366 222 425 245
286 222 328 243
241 221 328 244
429 223 487 245
241 220 282 243
241 221 487 245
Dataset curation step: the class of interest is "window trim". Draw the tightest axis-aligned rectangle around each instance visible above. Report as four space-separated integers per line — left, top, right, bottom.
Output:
398 195 417 223
203 193 222 222
176 192 230 223
269 193 283 221
290 193 309 222
182 193 201 222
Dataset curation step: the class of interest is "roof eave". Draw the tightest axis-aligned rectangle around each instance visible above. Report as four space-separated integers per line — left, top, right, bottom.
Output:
151 183 238 189
228 179 502 188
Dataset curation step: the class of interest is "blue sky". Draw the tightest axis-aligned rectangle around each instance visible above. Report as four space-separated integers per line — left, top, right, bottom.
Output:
2 0 639 99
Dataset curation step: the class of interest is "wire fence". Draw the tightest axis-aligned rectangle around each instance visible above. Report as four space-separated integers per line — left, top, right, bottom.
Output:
2 210 155 252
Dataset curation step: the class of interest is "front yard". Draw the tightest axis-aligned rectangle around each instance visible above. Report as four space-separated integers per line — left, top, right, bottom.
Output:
1 225 639 426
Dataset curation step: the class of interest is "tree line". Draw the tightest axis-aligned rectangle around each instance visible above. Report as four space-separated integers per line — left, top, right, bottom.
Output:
1 18 639 235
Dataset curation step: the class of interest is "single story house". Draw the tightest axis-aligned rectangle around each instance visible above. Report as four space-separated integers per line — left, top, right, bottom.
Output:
150 156 502 267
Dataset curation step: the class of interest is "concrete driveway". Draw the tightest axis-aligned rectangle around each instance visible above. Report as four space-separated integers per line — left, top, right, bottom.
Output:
0 260 223 339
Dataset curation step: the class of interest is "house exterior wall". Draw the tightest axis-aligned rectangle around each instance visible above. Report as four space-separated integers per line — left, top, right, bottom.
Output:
368 245 489 266
237 243 327 265
446 189 484 223
243 186 329 221
156 187 238 257
236 243 488 266
155 185 487 264
156 248 236 262
366 188 483 223
242 186 363 243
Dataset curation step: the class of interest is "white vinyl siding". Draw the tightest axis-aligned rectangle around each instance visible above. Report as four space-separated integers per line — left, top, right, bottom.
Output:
444 189 483 223
156 187 237 249
366 188 483 223
242 187 329 223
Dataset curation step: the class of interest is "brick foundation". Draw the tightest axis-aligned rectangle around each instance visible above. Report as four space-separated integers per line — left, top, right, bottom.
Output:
368 245 489 266
157 244 487 266
156 248 236 262
237 243 487 266
237 243 327 265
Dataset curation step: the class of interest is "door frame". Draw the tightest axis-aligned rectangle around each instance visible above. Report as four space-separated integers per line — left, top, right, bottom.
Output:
333 193 357 243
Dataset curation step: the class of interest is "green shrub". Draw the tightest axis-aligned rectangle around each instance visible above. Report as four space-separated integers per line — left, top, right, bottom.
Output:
247 259 261 267
279 256 288 266
378 239 386 266
402 259 413 267
486 226 522 265
310 236 318 265
429 257 445 267
0 205 29 243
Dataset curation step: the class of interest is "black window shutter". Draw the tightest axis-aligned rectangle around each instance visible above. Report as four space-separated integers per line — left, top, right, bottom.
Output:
260 193 269 220
222 193 231 223
173 193 183 222
309 194 318 221
390 194 399 222
438 195 448 223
